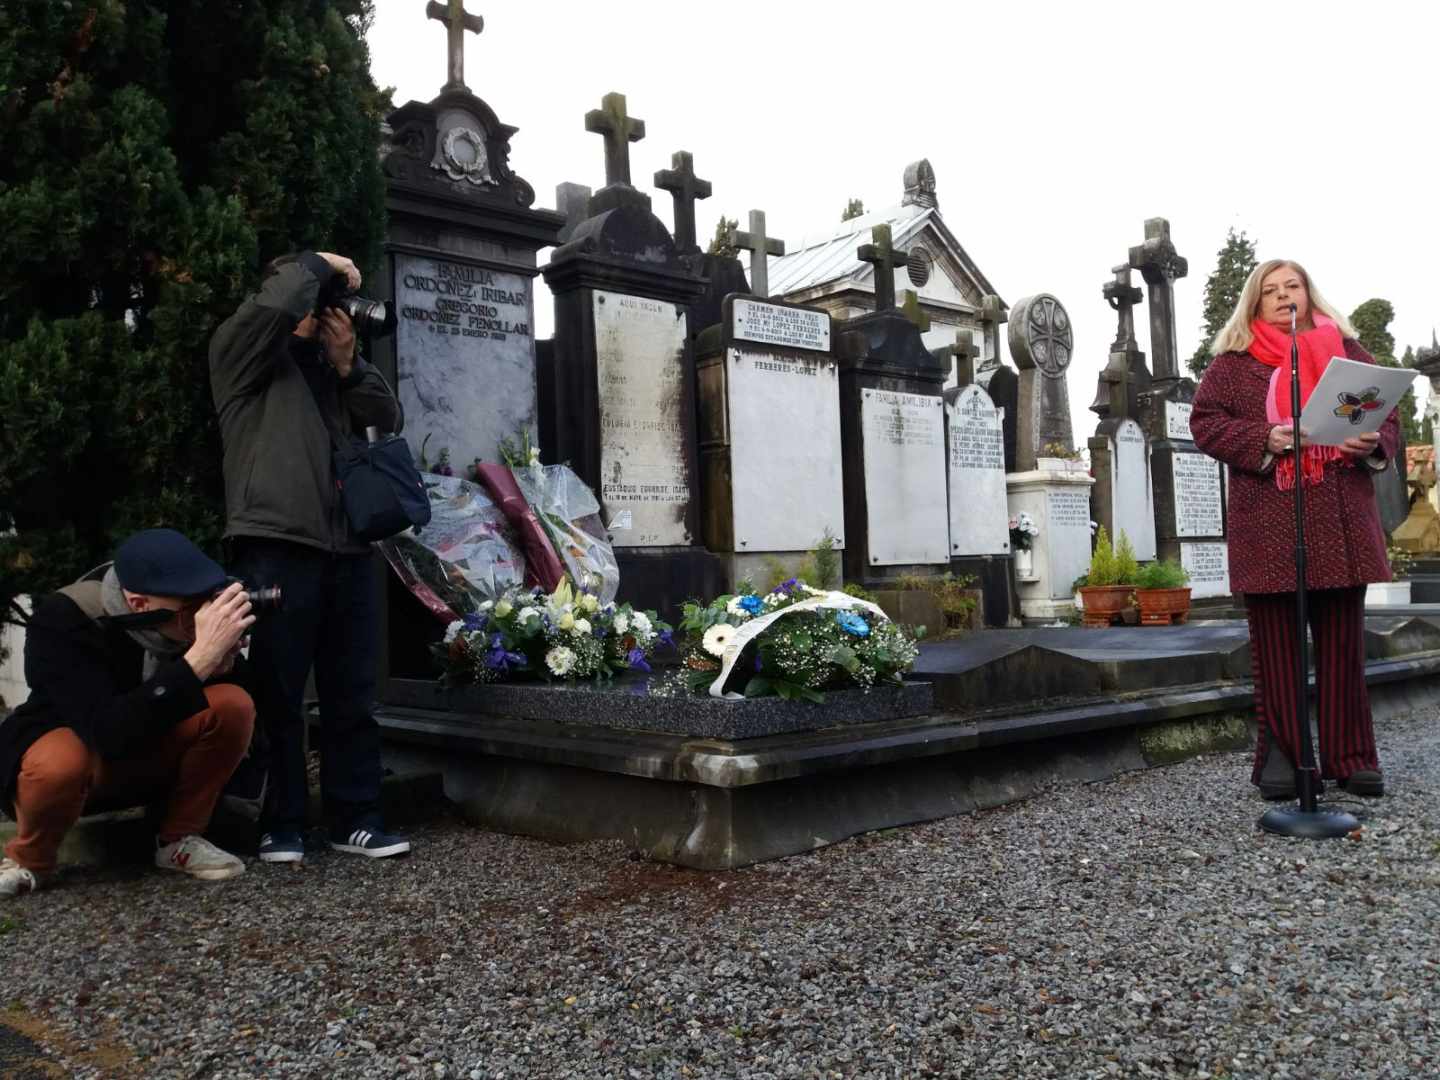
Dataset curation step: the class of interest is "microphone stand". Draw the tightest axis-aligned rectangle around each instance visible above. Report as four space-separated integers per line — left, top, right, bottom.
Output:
1260 303 1359 839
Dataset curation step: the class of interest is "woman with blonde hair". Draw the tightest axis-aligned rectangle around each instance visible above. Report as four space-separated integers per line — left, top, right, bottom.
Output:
1190 259 1396 799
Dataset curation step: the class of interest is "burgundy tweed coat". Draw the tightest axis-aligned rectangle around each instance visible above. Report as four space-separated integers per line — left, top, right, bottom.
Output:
1190 338 1398 595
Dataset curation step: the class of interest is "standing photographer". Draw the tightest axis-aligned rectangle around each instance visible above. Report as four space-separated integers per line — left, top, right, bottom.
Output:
209 252 409 862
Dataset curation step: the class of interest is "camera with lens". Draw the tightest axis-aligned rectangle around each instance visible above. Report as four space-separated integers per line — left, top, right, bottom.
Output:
224 578 283 615
317 272 396 339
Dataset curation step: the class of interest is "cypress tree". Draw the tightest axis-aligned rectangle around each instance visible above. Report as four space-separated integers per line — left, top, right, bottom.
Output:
1188 228 1257 378
0 1 389 629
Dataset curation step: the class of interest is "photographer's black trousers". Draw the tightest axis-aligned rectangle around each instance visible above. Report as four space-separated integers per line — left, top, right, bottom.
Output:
231 538 383 834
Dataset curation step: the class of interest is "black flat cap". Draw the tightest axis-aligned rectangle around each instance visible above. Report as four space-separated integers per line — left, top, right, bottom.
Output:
113 528 228 598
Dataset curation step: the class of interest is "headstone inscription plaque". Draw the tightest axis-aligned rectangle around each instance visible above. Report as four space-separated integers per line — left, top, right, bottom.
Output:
861 389 950 565
695 296 842 585
1180 540 1231 599
375 4 565 691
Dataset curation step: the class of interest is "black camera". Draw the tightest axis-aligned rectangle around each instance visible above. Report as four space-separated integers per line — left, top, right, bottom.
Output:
224 578 283 614
318 275 397 339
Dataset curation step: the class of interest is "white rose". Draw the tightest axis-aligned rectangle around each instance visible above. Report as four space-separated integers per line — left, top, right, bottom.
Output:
574 618 592 635
517 606 541 625
494 599 514 618
613 613 630 635
478 600 494 613
580 593 599 613
631 612 653 635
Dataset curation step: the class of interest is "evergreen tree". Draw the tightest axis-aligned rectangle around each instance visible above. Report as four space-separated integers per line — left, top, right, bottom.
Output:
0 0 390 629
706 215 738 258
841 198 864 222
1350 300 1422 444
1188 228 1257 378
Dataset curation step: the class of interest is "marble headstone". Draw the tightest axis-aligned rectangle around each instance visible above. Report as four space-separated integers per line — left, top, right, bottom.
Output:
1180 541 1231 599
1110 418 1157 560
946 384 1009 556
861 388 950 565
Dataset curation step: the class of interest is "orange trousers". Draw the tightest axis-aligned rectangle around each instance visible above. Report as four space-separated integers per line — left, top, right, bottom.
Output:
4 684 254 874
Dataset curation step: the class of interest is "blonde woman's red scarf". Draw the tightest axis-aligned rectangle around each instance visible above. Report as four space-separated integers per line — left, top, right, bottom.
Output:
1248 313 1349 489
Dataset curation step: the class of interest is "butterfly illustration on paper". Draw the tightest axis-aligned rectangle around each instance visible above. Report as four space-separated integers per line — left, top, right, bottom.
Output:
1333 386 1386 425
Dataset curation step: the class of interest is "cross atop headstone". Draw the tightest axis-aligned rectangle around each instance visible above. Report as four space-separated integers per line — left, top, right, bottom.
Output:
732 209 785 298
857 224 908 312
901 289 931 333
555 181 593 243
654 151 711 255
426 0 484 93
1103 263 1144 353
978 293 1008 371
1128 217 1188 383
585 92 645 188
933 329 981 388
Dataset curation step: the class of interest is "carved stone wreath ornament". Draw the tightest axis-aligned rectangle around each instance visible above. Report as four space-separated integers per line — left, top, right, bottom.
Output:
436 124 495 185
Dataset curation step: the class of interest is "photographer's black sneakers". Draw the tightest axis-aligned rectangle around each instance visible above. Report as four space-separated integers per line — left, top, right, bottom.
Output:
330 824 410 858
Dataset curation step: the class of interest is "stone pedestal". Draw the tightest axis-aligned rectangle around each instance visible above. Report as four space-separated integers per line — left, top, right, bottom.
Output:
1006 460 1094 622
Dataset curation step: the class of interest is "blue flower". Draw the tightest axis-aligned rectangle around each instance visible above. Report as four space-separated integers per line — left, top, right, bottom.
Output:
463 612 487 631
658 629 675 648
485 632 526 671
778 578 801 596
626 647 651 673
835 611 870 637
737 594 764 615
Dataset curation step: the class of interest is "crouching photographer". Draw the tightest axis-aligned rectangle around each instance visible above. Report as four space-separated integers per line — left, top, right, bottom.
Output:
209 251 411 864
0 530 257 897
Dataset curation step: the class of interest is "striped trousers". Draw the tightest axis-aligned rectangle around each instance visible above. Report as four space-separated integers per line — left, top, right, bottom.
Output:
1245 586 1380 783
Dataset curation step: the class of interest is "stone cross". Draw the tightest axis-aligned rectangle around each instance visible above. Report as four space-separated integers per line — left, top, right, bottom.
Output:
555 181 592 243
1007 293 1075 470
732 209 785 298
654 151 712 255
933 329 981 388
426 0 483 93
978 293 1008 371
1128 217 1189 383
901 290 931 333
584 92 645 188
857 224 908 312
1103 263 1144 353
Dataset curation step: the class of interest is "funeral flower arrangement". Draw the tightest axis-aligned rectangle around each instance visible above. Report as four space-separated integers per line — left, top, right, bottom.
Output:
1008 511 1039 551
654 579 922 702
435 579 672 685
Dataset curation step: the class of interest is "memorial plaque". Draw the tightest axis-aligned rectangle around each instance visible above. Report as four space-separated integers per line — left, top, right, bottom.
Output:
396 253 536 470
1166 401 1194 442
728 348 844 551
733 298 830 353
1181 541 1231 599
1046 487 1093 600
593 290 691 547
947 385 1009 556
1112 419 1158 560
861 389 949 565
1172 451 1224 537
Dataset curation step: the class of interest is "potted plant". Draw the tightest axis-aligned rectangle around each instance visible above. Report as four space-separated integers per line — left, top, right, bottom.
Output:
1366 545 1413 607
1134 559 1192 625
1008 512 1039 578
1077 526 1137 627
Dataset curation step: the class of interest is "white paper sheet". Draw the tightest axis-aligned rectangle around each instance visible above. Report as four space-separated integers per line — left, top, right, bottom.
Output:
1294 356 1416 446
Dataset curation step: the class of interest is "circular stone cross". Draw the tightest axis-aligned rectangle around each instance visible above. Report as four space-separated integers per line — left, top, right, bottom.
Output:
1007 294 1073 378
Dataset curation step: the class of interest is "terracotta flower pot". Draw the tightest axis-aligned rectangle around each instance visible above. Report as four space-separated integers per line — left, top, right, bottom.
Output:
1078 584 1134 628
1135 587 1191 626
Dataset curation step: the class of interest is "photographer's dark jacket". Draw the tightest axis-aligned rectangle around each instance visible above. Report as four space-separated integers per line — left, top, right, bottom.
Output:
209 253 402 555
0 590 217 815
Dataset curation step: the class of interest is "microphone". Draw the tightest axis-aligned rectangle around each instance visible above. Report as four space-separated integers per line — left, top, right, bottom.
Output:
1288 302 1298 333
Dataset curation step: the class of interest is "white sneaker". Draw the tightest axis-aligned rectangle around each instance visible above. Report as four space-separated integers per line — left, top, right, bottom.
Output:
0 858 42 898
155 836 246 881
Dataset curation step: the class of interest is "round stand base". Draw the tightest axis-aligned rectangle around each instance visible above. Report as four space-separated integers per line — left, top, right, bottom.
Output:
1258 807 1360 839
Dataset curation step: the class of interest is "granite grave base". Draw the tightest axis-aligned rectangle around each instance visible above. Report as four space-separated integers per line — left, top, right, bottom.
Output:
378 617 1440 869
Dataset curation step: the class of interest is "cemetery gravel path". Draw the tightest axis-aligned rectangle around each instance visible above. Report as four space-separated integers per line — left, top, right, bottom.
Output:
4 709 1438 1080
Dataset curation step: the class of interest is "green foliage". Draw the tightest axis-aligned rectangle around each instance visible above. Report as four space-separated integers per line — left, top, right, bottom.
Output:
759 529 841 593
842 582 876 603
1086 526 1118 586
1135 559 1190 590
707 215 738 258
0 0 390 620
1189 228 1258 377
1387 545 1414 578
841 198 864 222
1352 301 1423 444
1113 531 1140 585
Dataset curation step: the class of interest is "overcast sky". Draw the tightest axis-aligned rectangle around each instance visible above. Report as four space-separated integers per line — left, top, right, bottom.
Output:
367 0 1438 438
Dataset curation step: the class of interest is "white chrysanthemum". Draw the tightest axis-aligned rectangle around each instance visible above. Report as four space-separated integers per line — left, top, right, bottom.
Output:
612 612 630 635
545 646 576 676
574 618 592 635
517 606 541 625
631 612 653 635
443 621 464 644
702 623 736 657
800 584 826 596
764 592 786 608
